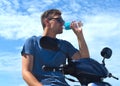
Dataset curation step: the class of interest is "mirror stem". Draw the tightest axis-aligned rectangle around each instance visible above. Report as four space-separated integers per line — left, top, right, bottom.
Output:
102 58 105 66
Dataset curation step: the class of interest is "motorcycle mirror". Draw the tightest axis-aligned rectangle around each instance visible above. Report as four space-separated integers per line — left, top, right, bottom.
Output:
40 36 59 51
101 47 112 59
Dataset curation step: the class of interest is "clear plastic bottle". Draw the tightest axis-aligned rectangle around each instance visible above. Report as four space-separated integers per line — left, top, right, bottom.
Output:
64 21 82 30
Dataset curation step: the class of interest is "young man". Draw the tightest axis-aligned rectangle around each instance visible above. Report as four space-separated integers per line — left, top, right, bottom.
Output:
21 9 90 86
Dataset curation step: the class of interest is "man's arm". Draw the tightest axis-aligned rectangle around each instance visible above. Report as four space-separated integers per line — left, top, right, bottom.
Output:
71 21 90 60
22 54 43 86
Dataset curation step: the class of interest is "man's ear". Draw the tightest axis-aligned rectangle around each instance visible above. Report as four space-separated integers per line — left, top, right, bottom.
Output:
44 18 50 27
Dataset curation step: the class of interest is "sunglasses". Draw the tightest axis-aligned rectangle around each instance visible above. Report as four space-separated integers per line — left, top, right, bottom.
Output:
48 17 65 24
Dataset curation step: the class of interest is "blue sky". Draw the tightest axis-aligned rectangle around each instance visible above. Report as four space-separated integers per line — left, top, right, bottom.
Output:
0 0 120 86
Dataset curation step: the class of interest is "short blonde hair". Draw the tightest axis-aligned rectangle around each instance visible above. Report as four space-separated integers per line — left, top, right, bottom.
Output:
41 9 61 28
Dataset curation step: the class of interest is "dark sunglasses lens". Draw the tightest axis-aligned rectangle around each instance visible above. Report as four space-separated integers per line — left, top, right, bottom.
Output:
58 18 64 23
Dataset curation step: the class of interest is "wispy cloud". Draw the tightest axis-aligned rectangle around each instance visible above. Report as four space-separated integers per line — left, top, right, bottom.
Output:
0 14 42 39
0 0 120 40
0 52 21 71
84 13 120 39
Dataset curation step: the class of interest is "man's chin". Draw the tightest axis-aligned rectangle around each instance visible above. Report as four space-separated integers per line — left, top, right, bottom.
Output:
58 30 63 34
59 32 63 34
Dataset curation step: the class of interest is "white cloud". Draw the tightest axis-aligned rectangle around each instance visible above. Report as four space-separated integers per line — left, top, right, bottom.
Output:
0 0 120 40
0 14 42 40
83 14 120 39
0 52 21 71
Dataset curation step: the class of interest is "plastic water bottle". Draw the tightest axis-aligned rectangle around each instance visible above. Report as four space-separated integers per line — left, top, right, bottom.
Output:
64 22 71 30
64 21 82 30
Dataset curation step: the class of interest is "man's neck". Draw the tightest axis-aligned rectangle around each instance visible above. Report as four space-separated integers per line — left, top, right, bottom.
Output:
42 28 56 38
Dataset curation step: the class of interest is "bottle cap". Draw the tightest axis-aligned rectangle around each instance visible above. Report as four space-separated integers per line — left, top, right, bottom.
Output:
64 22 71 30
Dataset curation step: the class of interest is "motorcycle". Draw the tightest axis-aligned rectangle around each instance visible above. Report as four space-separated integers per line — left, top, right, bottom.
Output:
40 36 119 86
60 47 119 86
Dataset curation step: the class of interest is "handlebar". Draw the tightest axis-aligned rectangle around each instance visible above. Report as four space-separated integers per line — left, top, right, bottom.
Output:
108 73 119 80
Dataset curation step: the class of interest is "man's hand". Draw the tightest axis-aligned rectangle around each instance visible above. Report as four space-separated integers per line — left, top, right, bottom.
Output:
70 21 83 35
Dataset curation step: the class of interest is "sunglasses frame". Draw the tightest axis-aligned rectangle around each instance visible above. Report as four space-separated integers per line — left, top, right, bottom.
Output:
48 17 65 24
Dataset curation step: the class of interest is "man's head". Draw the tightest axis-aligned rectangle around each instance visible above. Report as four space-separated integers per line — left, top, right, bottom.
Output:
41 9 65 34
41 9 62 28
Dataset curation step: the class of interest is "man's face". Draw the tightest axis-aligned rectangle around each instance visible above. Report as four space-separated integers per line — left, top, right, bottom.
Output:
48 15 65 34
